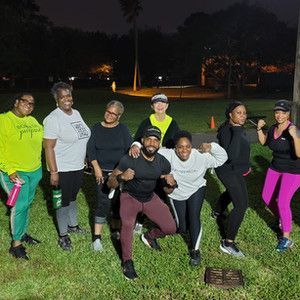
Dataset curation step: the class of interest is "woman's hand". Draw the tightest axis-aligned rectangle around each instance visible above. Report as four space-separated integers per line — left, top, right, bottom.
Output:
257 119 266 130
199 143 211 153
9 172 23 183
94 168 104 185
50 173 59 186
129 145 141 158
288 125 298 139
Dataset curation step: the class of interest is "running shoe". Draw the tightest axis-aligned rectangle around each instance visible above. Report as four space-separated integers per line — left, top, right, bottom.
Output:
9 244 29 260
141 233 161 251
220 240 245 257
122 260 138 280
91 238 103 252
21 233 41 245
276 237 294 252
58 235 72 251
189 249 201 266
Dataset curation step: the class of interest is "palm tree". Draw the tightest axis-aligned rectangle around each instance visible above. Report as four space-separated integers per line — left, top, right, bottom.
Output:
119 0 142 91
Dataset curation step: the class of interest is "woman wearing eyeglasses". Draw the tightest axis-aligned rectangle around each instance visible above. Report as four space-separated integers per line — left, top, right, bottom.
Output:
87 100 132 251
0 93 43 260
43 82 91 251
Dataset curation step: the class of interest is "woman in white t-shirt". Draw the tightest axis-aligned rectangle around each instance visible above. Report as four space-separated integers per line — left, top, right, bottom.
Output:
159 131 227 266
43 82 90 251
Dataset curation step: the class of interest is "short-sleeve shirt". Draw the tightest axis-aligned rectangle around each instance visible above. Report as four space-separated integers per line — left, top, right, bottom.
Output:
266 124 300 174
117 153 171 202
43 108 91 172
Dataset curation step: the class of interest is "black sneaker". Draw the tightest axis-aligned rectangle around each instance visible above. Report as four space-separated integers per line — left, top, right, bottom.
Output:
58 235 72 251
141 233 161 251
9 244 29 260
189 249 201 266
67 225 86 234
21 233 41 245
122 260 138 280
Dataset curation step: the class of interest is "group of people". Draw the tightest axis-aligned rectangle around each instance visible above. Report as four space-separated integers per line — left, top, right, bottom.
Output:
0 83 299 281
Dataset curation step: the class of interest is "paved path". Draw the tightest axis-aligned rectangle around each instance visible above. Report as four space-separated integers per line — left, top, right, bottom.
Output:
191 128 258 147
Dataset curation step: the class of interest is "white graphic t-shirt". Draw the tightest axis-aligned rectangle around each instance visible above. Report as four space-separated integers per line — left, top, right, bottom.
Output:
43 108 91 171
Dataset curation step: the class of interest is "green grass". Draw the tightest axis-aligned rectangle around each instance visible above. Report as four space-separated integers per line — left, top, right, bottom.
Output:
0 89 299 299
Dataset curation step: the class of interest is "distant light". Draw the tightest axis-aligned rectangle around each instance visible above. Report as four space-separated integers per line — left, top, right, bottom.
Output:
106 77 110 81
158 76 163 81
69 76 76 81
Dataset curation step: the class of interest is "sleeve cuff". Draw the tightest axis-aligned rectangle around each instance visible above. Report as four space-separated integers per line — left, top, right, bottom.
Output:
131 141 142 148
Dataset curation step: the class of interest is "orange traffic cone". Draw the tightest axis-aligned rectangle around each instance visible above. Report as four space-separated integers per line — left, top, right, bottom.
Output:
210 116 216 129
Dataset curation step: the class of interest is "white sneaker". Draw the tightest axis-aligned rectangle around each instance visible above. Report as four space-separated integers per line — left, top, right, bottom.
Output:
133 222 143 235
91 238 103 252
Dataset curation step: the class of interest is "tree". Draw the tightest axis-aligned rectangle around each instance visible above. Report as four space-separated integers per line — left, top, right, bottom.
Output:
292 9 300 127
119 0 142 91
176 3 296 97
0 0 51 78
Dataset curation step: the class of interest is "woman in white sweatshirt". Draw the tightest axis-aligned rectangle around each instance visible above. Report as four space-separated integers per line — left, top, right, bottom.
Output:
159 131 227 266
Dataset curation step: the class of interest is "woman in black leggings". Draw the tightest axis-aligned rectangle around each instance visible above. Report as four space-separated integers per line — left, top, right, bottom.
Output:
159 131 227 266
213 101 251 257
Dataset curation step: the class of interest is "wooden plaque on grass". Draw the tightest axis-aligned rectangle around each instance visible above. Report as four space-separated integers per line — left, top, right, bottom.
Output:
204 267 244 289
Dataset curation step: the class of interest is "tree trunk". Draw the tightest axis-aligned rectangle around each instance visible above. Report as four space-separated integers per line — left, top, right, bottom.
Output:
292 9 300 127
201 63 205 87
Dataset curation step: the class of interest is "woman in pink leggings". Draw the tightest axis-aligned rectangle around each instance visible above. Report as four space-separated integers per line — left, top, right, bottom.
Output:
257 100 300 252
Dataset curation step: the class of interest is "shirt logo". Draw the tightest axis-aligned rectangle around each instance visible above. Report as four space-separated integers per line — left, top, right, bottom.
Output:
71 121 89 139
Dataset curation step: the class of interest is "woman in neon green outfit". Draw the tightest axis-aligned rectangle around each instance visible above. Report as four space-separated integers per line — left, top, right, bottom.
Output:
0 93 43 260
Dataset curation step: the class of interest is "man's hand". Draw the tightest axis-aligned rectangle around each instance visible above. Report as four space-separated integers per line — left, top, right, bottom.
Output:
161 174 177 188
121 168 135 181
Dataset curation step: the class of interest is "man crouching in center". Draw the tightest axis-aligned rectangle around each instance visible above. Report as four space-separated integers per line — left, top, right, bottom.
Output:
108 126 177 280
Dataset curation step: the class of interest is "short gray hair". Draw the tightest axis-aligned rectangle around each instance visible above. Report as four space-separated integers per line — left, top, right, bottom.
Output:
51 82 73 101
106 100 124 115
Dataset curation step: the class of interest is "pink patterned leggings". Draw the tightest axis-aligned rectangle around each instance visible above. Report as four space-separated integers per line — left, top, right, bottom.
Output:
262 168 300 233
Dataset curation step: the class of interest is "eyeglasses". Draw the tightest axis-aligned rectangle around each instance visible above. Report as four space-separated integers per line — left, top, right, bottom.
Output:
20 98 35 107
105 110 119 117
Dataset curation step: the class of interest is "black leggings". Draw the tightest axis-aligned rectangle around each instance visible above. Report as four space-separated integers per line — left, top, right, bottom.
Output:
215 170 248 241
170 186 206 250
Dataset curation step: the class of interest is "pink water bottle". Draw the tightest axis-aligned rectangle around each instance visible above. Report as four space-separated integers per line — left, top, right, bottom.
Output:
6 181 22 207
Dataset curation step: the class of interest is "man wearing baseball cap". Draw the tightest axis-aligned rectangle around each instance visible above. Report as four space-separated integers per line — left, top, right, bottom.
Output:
108 126 177 280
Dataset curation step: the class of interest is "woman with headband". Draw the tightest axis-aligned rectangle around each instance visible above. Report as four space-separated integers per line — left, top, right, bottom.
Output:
213 101 251 257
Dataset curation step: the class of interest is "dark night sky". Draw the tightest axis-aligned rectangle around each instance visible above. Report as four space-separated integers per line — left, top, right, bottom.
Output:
36 0 299 34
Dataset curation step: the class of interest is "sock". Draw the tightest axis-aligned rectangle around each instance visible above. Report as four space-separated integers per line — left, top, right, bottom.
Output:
92 234 101 242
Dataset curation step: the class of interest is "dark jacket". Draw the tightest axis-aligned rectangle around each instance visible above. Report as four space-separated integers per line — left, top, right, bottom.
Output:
215 122 250 175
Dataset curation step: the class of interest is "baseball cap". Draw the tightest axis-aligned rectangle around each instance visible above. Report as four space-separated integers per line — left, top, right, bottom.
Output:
273 100 291 112
143 126 161 140
151 93 168 104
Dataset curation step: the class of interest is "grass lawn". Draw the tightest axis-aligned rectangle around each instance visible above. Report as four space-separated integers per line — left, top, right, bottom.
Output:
0 89 299 299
